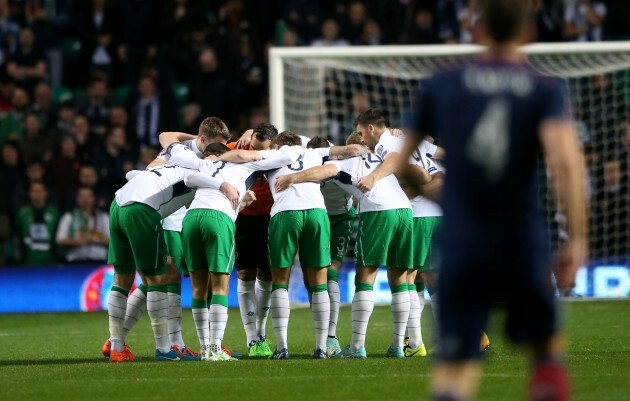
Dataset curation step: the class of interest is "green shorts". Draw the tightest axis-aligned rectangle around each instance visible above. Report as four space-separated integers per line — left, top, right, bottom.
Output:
108 200 167 276
268 209 331 269
329 208 356 263
182 209 236 274
413 216 441 272
355 208 413 269
164 229 188 275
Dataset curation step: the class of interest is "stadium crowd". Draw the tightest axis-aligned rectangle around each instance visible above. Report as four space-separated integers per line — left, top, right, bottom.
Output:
0 0 628 265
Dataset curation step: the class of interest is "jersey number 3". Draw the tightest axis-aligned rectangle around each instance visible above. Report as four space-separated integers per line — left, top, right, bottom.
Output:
467 98 510 182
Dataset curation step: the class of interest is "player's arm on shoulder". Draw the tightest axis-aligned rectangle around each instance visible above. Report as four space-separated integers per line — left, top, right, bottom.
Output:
168 143 202 170
159 131 196 149
540 118 588 292
328 144 368 160
249 150 293 170
238 190 257 211
217 149 265 163
274 164 340 193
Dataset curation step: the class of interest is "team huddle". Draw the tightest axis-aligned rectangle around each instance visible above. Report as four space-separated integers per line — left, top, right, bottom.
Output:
102 109 454 362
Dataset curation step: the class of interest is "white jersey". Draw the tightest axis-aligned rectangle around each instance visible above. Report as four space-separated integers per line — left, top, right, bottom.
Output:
327 154 411 213
321 181 353 216
162 206 187 231
409 140 443 218
299 135 311 148
267 146 330 217
189 151 293 221
161 139 203 230
115 164 220 219
375 130 404 159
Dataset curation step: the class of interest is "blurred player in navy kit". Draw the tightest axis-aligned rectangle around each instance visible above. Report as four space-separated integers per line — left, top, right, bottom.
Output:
400 1 587 400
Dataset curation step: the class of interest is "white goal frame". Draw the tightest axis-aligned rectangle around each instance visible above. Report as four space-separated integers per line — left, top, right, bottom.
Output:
269 41 630 131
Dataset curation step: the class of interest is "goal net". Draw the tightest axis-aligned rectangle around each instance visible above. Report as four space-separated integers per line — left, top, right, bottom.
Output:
270 43 630 269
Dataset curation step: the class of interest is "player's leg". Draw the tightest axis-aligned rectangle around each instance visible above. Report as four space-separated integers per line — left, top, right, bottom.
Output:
234 215 260 351
326 210 355 356
204 210 237 361
121 274 147 345
299 209 332 359
106 200 139 362
385 209 414 358
182 210 211 357
163 230 190 355
268 211 302 359
254 215 273 347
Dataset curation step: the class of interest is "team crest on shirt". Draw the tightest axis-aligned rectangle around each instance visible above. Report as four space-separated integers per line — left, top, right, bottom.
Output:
377 145 387 158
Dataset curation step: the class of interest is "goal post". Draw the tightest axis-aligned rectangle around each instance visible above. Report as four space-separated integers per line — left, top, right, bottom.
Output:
269 42 630 270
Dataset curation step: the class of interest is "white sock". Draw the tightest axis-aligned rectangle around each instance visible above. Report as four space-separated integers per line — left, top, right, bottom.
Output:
271 286 290 350
209 297 228 353
167 285 185 349
350 288 374 351
328 280 341 338
192 300 209 351
391 289 411 349
407 289 423 348
108 286 128 352
147 286 170 353
311 288 331 351
122 286 146 342
238 279 258 346
255 279 272 339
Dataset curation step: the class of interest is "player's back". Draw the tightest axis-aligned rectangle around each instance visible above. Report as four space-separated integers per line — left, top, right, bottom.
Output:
417 58 566 241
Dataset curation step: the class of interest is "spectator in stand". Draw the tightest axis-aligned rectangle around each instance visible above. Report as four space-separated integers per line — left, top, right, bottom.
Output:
311 19 350 47
457 0 479 43
56 186 109 263
0 74 15 114
75 0 119 86
533 0 564 42
135 146 160 171
180 102 203 133
11 161 49 213
435 0 461 43
5 27 46 95
14 181 59 265
94 126 134 200
47 136 81 212
0 86 29 145
24 0 71 88
72 165 108 211
407 8 441 44
341 1 368 44
79 78 110 138
18 112 53 164
188 47 239 129
118 0 159 85
0 0 20 65
284 0 324 45
53 100 76 139
563 0 607 42
29 81 56 130
71 114 98 164
357 18 382 45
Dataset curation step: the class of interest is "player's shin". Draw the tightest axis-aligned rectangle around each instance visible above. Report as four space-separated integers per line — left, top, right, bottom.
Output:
390 283 411 349
255 278 272 338
310 283 331 352
191 299 210 351
237 279 258 346
167 283 185 349
146 284 171 353
209 294 229 354
407 284 423 348
327 267 341 338
350 283 374 351
271 284 290 350
122 284 147 342
108 285 130 352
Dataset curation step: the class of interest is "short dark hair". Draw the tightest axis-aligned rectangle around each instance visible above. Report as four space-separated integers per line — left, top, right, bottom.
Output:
203 142 230 157
354 108 388 128
306 136 330 149
272 131 302 147
480 0 531 43
198 117 231 141
253 123 278 142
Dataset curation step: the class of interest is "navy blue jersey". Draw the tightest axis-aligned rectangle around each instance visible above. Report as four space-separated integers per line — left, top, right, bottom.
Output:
413 58 568 244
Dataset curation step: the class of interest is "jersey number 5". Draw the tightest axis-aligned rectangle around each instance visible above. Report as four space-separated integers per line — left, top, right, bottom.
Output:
467 98 510 182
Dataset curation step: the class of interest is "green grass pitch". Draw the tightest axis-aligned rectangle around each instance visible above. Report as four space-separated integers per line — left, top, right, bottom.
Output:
0 301 629 401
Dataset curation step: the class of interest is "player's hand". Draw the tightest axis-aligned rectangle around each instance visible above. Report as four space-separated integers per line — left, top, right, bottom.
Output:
236 129 254 149
244 190 256 202
390 128 405 137
356 174 377 193
275 174 295 192
554 238 587 294
220 182 241 210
